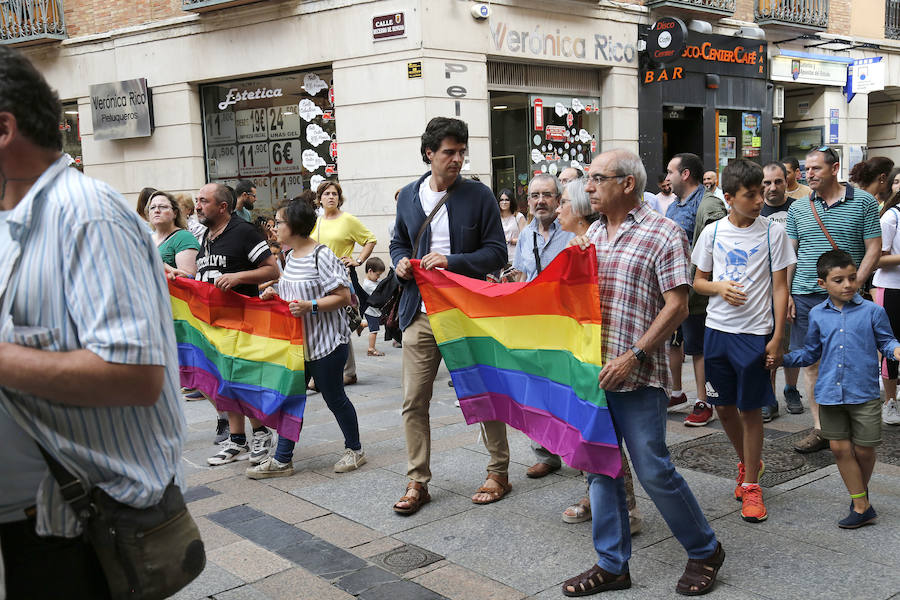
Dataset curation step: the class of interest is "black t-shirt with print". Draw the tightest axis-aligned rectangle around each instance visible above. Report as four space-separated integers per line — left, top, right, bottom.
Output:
196 216 272 297
761 196 795 229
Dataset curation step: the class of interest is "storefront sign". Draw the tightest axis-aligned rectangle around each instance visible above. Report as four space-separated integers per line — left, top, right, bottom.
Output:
846 57 885 102
641 33 766 84
771 55 848 86
407 61 422 79
829 109 839 144
89 78 153 141
797 101 810 116
646 17 687 64
643 66 683 84
372 13 405 41
218 87 283 110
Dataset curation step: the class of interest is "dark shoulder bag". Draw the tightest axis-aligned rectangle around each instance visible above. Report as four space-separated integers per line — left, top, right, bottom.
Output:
312 245 363 332
39 447 205 600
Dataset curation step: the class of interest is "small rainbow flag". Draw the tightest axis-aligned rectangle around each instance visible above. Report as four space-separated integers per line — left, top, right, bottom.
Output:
169 278 306 441
413 246 621 477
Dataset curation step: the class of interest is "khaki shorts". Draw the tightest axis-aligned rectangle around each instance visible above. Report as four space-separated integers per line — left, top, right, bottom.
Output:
819 398 882 447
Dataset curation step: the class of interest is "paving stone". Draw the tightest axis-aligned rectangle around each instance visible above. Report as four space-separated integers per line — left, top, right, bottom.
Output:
276 539 369 578
228 514 314 551
298 513 381 548
195 515 245 551
246 488 330 524
185 491 248 517
357 579 448 600
413 563 525 600
335 565 400 595
253 566 355 600
207 504 266 526
168 563 245 600
184 485 221 503
207 539 294 583
213 584 272 600
350 536 407 559
401 558 449 580
289 468 473 536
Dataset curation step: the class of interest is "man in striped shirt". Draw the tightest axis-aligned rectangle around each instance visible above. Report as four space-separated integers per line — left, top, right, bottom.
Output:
0 47 185 597
786 147 882 453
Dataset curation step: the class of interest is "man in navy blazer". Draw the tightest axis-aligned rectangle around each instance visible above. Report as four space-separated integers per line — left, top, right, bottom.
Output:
389 117 509 514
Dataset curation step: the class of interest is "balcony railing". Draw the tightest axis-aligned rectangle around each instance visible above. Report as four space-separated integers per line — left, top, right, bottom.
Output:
644 0 735 17
0 0 66 46
755 0 829 29
887 0 900 39
182 0 265 12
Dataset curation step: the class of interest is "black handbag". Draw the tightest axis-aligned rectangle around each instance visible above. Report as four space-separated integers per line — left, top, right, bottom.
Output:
39 447 205 600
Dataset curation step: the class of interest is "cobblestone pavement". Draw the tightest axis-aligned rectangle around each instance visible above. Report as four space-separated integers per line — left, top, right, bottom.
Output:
177 337 900 600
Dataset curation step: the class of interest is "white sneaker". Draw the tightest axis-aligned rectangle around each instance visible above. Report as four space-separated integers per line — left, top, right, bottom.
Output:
249 428 273 464
247 457 294 479
208 440 249 465
334 449 367 473
883 399 900 425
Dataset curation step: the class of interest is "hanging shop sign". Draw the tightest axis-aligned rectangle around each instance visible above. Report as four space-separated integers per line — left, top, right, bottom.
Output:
846 57 885 102
372 12 405 41
641 33 766 85
771 55 849 86
645 17 687 64
89 78 153 141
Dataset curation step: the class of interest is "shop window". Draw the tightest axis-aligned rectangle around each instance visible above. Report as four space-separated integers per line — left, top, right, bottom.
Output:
490 92 599 208
199 71 336 214
60 102 82 171
715 110 763 169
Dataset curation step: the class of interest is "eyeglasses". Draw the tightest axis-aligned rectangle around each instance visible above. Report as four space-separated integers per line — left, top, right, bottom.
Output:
588 172 626 185
148 204 173 212
246 192 257 198
815 146 839 162
274 219 286 226
528 191 559 200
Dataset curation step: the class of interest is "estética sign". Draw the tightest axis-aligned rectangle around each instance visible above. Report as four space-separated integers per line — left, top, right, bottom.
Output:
373 12 405 40
646 17 687 64
89 78 153 141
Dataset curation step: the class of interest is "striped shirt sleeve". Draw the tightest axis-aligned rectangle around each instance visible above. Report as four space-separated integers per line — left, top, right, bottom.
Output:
863 194 883 239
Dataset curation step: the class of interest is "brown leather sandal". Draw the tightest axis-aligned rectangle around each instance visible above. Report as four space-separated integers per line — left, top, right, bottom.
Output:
393 481 430 515
471 472 512 505
676 542 725 596
562 564 631 597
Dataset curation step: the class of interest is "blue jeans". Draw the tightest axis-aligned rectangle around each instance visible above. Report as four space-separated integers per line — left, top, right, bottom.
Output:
588 386 718 575
274 343 361 463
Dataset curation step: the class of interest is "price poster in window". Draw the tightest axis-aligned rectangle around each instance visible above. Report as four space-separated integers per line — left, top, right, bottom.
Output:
205 111 236 145
238 142 270 177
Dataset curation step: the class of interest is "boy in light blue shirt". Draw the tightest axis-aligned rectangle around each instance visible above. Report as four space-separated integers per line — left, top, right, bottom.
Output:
769 249 900 529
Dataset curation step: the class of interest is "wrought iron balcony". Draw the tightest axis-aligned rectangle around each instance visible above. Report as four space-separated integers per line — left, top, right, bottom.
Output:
755 0 829 30
182 0 265 12
644 0 735 18
0 0 66 46
887 0 900 39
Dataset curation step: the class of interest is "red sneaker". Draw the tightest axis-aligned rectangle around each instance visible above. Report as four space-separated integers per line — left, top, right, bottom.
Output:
667 392 690 412
684 401 714 427
740 484 768 522
734 460 765 501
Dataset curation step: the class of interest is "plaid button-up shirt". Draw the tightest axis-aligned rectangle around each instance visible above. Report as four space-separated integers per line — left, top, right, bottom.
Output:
587 202 692 393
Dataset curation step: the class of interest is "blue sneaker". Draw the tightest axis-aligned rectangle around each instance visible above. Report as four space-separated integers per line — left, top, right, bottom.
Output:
762 403 779 423
838 505 877 529
784 387 803 414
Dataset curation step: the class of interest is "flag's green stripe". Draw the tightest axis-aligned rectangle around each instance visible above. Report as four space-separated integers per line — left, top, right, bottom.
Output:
438 336 605 408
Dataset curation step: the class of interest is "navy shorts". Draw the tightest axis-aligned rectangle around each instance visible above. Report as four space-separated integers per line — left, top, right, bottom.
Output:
365 313 380 332
681 313 706 356
789 293 828 352
704 328 775 412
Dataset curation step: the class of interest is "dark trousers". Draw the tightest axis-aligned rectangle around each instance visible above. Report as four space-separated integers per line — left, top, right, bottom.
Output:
0 518 111 600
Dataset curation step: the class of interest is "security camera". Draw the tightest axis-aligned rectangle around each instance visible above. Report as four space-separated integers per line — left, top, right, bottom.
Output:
471 3 489 19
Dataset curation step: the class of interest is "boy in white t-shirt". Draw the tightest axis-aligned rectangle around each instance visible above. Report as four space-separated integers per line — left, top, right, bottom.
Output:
691 159 796 524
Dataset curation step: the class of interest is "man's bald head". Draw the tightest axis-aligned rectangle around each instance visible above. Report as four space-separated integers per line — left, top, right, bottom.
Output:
703 171 718 191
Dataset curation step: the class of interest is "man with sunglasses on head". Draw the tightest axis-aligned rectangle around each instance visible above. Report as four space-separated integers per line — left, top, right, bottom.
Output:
786 146 882 453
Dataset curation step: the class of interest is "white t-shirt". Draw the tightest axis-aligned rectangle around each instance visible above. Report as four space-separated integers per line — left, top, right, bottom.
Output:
874 207 900 289
692 216 796 335
654 192 678 216
418 176 451 312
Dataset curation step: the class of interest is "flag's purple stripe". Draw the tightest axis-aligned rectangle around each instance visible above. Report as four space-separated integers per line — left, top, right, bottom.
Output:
181 366 304 442
449 364 616 445
458 393 622 478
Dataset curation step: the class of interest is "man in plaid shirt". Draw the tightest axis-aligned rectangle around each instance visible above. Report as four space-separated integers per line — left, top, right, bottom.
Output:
562 149 723 598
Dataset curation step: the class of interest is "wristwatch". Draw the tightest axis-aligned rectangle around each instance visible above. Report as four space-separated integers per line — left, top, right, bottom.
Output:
311 299 319 315
630 346 647 362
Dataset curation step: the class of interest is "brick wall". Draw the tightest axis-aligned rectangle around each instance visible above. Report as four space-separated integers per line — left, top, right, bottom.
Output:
63 0 183 38
829 0 851 35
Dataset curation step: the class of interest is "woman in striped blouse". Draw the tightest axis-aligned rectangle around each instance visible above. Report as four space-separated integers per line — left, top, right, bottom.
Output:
249 198 367 478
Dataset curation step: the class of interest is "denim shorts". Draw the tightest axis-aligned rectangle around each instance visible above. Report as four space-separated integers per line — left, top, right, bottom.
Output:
364 313 380 332
704 328 775 411
790 293 828 352
680 313 706 356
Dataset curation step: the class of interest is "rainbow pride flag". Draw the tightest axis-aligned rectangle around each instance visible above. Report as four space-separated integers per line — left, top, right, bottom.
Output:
413 246 621 478
169 278 306 441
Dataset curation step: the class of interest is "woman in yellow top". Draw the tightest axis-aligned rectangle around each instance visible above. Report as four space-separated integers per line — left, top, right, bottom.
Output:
312 180 377 385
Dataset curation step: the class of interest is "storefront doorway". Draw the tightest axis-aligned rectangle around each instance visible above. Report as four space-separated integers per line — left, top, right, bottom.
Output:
662 106 703 169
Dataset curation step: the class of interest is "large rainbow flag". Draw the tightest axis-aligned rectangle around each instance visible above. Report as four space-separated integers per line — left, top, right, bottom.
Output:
169 278 307 441
413 246 621 477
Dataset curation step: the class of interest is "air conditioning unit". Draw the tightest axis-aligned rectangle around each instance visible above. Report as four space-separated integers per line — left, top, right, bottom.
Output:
773 86 785 121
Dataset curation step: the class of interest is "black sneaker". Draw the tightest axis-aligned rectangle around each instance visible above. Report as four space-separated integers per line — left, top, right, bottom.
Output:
838 505 877 529
214 418 230 445
762 403 779 423
784 387 804 414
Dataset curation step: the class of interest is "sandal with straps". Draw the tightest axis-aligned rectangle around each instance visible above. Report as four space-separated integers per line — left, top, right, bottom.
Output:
676 542 725 596
471 472 512 505
393 481 431 515
562 564 631 597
